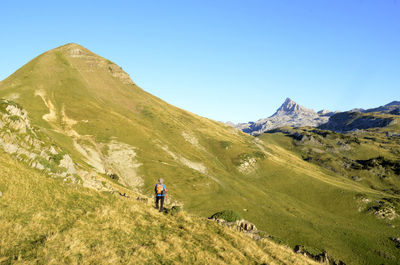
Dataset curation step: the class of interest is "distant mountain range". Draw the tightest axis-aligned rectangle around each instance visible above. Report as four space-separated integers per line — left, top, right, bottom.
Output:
232 98 399 135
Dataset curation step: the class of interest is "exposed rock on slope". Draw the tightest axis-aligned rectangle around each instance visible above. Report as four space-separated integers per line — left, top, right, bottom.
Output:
0 99 112 190
66 43 134 85
0 100 73 177
104 141 143 188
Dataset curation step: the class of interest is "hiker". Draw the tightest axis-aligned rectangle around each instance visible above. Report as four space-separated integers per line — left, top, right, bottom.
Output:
155 178 167 212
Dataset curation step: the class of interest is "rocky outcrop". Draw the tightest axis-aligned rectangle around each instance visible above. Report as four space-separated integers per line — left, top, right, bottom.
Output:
0 100 71 179
212 218 264 240
103 141 143 189
63 43 135 85
237 219 257 232
0 99 114 191
368 198 399 221
59 154 76 175
237 157 257 173
233 152 266 174
294 245 346 265
32 88 144 191
212 216 346 264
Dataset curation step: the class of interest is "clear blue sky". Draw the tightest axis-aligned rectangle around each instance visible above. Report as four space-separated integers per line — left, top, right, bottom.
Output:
0 0 399 123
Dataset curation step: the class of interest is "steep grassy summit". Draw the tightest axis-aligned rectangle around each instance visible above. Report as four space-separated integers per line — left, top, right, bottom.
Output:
1 44 399 264
0 43 262 194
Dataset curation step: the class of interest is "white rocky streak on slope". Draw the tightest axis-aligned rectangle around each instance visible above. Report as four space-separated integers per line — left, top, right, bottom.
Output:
59 104 143 189
78 170 106 190
179 156 207 175
0 100 114 190
5 93 20 100
34 90 57 123
0 100 78 181
160 144 207 174
155 140 225 186
104 141 143 189
61 105 79 137
49 146 57 155
59 154 76 175
73 140 106 173
60 105 105 173
182 131 205 151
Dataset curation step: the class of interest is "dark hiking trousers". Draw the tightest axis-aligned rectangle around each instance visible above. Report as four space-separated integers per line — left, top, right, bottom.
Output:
155 196 164 212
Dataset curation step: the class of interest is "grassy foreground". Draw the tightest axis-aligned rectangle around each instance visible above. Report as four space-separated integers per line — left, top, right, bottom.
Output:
0 151 317 265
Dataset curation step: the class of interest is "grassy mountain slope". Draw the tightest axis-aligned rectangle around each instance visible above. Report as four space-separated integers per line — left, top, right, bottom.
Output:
0 43 261 198
258 126 400 263
0 43 399 264
263 123 400 194
0 150 318 264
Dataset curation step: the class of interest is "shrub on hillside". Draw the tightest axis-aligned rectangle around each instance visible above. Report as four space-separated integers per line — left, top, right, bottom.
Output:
50 153 65 165
210 210 241 222
169 206 182 215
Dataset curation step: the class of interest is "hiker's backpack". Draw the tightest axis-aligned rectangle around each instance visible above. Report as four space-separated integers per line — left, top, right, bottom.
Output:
156 184 164 195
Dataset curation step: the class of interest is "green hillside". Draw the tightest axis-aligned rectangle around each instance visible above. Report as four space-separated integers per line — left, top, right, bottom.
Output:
0 150 317 264
263 124 400 194
0 43 399 264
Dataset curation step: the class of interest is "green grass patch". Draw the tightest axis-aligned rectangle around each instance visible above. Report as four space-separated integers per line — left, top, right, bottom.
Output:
210 210 241 222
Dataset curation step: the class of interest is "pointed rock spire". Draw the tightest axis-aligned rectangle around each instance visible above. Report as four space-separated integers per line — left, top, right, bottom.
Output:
272 98 313 116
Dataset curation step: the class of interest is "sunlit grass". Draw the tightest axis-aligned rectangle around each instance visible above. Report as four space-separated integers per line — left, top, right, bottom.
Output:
0 151 317 264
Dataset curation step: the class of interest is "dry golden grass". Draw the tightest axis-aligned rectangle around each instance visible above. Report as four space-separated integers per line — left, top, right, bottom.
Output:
0 151 318 264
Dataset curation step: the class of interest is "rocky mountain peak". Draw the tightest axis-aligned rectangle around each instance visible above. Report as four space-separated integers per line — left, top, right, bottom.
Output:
272 98 314 116
235 98 330 135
